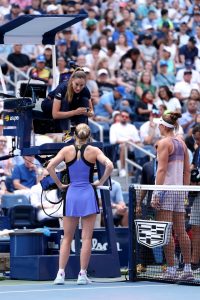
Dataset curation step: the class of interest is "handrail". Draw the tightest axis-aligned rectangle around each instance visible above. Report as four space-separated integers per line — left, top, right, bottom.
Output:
88 119 104 143
0 57 29 80
124 141 156 190
126 141 156 159
0 56 29 94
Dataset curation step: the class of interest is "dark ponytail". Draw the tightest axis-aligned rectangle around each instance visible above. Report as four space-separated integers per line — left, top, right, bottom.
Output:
163 112 182 129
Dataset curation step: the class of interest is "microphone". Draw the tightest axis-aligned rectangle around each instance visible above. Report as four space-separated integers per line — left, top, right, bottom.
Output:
22 76 32 98
21 75 37 105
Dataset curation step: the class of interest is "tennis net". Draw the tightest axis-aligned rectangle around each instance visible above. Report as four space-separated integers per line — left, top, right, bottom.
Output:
128 184 200 285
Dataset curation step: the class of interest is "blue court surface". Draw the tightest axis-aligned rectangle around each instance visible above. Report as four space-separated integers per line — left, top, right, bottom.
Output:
0 278 199 300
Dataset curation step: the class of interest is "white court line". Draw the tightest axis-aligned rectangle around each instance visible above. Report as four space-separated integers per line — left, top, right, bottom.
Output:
0 284 171 294
0 283 54 287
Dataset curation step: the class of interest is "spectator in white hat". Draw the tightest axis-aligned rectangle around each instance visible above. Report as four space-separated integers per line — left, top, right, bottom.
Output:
96 68 115 97
46 4 63 14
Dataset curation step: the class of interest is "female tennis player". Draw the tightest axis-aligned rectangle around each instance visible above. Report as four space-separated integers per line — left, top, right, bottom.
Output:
151 112 194 281
47 123 113 285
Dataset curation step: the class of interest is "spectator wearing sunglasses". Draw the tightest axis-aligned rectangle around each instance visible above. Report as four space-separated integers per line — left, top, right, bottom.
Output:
109 110 141 177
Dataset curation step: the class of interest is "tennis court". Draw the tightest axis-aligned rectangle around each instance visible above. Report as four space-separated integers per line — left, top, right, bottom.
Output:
0 278 199 300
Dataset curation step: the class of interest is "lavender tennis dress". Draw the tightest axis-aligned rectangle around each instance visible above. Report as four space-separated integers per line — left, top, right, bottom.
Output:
63 144 100 217
157 138 185 212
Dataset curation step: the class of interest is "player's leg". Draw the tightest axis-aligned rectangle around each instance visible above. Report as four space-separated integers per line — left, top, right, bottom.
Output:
191 225 200 266
54 216 79 284
156 210 174 266
77 213 96 284
173 212 194 280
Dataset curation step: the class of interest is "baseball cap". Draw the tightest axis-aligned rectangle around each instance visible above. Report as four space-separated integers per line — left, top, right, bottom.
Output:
144 24 154 30
162 21 170 28
119 2 127 8
86 19 97 27
62 28 72 34
36 55 46 62
144 33 152 39
57 39 67 46
83 67 90 73
46 4 58 13
11 4 20 8
160 60 168 67
184 70 192 75
112 110 120 118
114 86 126 98
189 36 196 44
97 69 108 76
44 45 52 50
61 0 76 5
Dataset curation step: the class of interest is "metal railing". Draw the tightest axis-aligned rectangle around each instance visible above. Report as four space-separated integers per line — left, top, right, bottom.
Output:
88 119 104 143
124 141 156 190
0 56 29 94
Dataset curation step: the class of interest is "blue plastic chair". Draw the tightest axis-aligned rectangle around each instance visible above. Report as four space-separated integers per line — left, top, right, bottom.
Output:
1 194 30 209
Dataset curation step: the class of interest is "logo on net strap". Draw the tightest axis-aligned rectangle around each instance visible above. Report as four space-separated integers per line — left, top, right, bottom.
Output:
134 219 172 248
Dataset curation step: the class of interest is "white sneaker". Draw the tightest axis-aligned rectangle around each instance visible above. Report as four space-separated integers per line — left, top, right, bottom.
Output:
77 272 91 285
54 272 65 285
119 169 126 177
178 271 195 281
162 271 179 281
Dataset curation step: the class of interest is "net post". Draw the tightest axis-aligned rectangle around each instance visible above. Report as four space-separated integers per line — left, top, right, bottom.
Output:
128 184 137 281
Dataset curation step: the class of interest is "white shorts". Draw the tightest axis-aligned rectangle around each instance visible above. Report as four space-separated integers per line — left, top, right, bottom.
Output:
159 191 185 213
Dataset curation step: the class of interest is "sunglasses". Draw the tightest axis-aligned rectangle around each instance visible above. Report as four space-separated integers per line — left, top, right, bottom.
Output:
121 115 129 119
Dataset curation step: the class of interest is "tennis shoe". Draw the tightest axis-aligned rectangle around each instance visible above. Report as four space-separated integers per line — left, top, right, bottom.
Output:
162 271 179 280
191 263 200 273
77 272 91 285
54 272 65 285
178 271 195 281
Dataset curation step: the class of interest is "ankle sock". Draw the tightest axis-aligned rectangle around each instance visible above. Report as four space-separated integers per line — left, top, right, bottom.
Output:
80 269 86 275
58 269 65 276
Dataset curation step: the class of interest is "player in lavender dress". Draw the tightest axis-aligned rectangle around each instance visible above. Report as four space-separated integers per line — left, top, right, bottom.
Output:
47 123 113 285
151 112 194 281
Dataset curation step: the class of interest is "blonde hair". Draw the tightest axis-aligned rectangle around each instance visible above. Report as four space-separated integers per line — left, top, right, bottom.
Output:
66 68 86 103
75 123 91 140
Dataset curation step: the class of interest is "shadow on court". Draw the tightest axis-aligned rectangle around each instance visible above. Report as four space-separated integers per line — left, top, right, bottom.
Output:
0 278 199 300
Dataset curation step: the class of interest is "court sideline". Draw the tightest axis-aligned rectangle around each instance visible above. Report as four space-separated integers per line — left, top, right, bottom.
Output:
0 279 199 300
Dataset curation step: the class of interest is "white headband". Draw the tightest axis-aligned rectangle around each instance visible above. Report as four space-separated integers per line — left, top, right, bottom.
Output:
158 117 174 129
